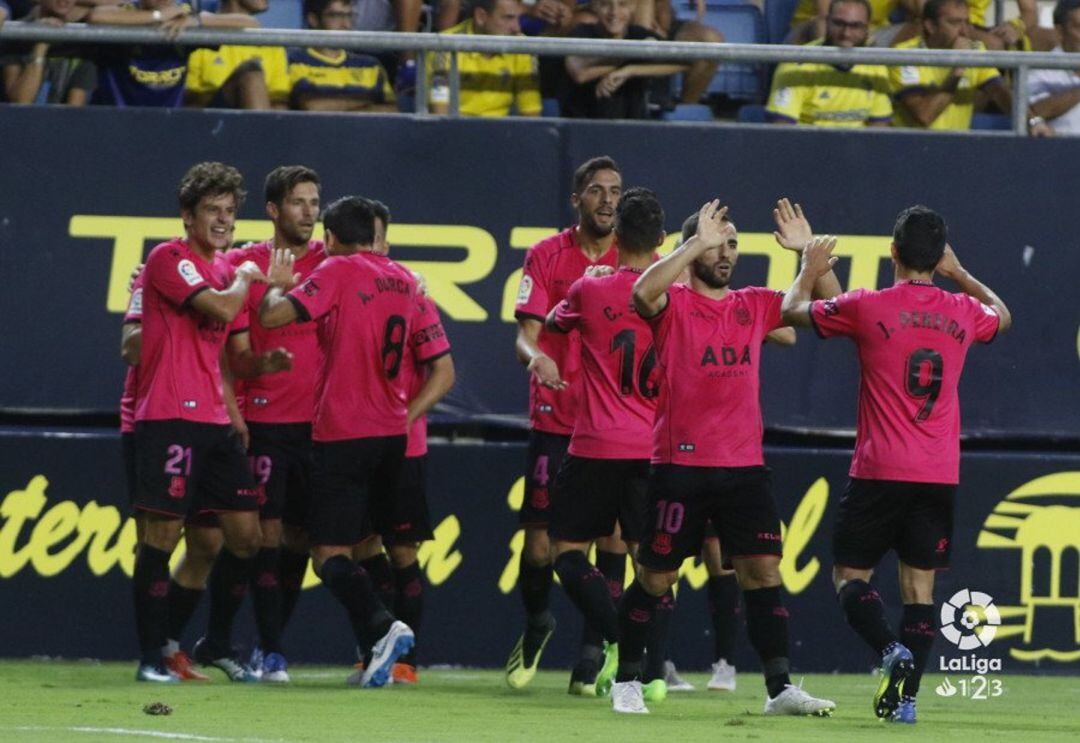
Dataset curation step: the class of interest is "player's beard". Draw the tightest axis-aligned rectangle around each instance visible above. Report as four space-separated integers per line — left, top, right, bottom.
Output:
581 210 615 238
693 260 731 289
280 222 314 248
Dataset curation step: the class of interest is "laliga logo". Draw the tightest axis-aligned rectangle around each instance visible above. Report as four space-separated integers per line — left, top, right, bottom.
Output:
940 589 1001 650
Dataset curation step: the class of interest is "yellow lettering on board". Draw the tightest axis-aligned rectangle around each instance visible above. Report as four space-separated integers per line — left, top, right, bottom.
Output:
0 476 49 578
779 477 829 595
418 515 464 586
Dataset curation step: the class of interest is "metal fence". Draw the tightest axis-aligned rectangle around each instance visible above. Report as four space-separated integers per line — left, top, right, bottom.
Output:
2 21 1079 133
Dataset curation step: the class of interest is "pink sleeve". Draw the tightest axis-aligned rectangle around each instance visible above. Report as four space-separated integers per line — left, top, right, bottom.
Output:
552 278 585 333
514 246 551 321
810 289 865 339
644 285 681 344
966 295 1001 344
146 245 209 307
409 295 452 363
748 287 784 333
230 308 250 336
124 272 145 323
287 260 339 322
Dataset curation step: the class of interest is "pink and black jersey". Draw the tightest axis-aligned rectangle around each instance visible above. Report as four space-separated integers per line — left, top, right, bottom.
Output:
287 251 419 442
514 227 618 435
226 241 326 424
648 285 784 467
552 268 657 460
119 272 145 434
810 280 1000 484
401 294 453 458
136 239 249 425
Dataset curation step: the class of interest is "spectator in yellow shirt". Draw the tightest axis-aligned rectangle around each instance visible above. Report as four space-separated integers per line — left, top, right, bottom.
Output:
767 0 893 127
890 0 1010 130
426 0 542 117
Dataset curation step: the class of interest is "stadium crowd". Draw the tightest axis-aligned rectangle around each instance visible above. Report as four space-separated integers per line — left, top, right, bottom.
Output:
0 0 1075 130
1 0 1080 132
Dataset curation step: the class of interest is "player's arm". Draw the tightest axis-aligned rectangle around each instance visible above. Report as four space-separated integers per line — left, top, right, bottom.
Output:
935 244 1012 333
220 351 250 451
407 354 456 426
225 330 294 379
633 199 728 318
772 198 843 300
189 261 266 324
780 235 839 327
765 327 796 346
121 322 141 365
516 318 566 390
258 249 303 329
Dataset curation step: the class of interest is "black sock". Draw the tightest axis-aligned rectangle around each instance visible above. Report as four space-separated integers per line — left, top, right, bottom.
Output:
554 551 619 644
744 586 792 698
393 561 424 664
165 581 203 647
518 553 553 620
133 545 171 667
582 550 626 652
837 579 898 656
250 547 283 654
205 548 254 656
320 555 393 650
615 581 660 682
278 548 308 630
707 574 740 663
899 604 935 698
644 590 675 682
359 553 396 615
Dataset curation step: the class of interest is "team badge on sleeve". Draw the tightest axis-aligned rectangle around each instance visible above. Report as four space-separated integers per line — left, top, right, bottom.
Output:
517 275 534 304
177 259 202 287
775 87 792 107
128 288 143 315
899 66 920 86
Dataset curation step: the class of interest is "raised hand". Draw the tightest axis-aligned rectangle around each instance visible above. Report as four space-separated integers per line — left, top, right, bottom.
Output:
267 248 299 289
935 243 964 280
693 200 730 250
236 260 269 284
800 235 838 278
773 198 813 251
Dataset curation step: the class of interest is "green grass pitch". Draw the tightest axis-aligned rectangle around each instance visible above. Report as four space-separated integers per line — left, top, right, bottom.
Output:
1 662 1076 742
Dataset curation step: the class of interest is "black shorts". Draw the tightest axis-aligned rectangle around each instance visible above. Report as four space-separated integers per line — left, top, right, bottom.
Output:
519 430 570 527
381 455 434 544
121 432 137 506
549 455 649 543
133 420 259 519
833 478 956 571
307 435 406 547
638 464 783 572
248 422 313 527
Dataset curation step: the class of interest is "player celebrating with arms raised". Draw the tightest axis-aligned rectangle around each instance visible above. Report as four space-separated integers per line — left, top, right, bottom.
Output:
781 208 1011 724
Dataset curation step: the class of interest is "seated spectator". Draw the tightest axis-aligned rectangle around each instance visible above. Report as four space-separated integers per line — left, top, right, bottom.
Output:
1 0 97 104
766 0 892 127
87 1 258 107
789 0 912 44
289 0 397 112
573 0 722 105
354 0 463 94
426 0 541 116
874 0 1057 50
562 0 689 119
1028 0 1080 135
186 0 289 109
889 0 1010 130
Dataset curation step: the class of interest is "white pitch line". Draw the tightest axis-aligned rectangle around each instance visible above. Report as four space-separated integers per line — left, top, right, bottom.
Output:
7 726 283 742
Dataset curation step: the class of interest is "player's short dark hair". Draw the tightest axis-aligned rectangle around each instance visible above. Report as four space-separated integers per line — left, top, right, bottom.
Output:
893 205 947 272
615 187 665 254
178 162 246 213
573 156 621 195
371 199 391 227
1053 0 1080 26
827 0 871 19
264 165 320 207
923 0 966 22
680 208 731 244
322 196 377 246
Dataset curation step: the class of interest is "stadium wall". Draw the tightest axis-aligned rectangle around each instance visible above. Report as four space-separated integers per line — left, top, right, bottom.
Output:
1 107 1078 438
0 429 1077 672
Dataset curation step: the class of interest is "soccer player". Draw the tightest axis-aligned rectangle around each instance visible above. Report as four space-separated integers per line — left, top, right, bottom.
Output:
131 162 270 683
351 200 455 684
506 156 624 691
780 207 1011 723
543 187 662 699
258 196 424 687
609 199 838 715
221 165 326 682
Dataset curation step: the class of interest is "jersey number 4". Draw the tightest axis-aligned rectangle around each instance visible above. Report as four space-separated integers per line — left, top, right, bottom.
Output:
611 329 659 398
905 348 943 422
